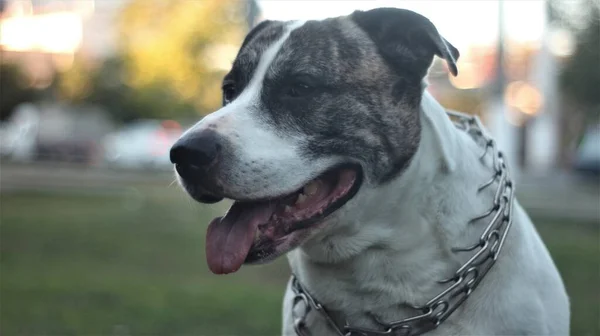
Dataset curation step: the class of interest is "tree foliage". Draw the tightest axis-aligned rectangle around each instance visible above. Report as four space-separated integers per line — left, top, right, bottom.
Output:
0 63 40 121
552 0 600 120
56 0 247 122
58 57 194 122
117 0 246 115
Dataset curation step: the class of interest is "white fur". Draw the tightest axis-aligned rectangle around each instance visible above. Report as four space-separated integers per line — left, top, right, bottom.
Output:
281 91 570 335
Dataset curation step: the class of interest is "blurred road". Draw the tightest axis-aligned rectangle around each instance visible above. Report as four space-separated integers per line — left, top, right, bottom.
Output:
516 172 599 222
1 163 598 222
0 163 174 195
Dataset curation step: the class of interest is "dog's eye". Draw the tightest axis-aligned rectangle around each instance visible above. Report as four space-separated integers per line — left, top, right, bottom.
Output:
285 80 316 98
222 83 236 105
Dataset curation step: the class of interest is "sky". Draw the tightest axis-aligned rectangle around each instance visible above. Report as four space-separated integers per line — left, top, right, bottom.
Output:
257 0 547 50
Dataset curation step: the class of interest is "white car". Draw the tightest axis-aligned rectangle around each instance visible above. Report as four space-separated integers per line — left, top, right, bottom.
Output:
0 103 39 162
103 119 183 169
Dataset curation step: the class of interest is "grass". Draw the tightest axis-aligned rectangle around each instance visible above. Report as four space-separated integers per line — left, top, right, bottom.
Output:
534 221 600 336
0 184 598 336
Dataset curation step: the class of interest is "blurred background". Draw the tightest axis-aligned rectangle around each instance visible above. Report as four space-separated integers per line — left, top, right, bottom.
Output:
0 0 598 335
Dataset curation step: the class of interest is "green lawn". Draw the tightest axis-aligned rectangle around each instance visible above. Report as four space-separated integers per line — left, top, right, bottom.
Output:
1 185 598 336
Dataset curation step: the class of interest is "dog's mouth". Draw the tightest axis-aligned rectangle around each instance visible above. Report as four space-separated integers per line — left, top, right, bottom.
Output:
205 164 362 274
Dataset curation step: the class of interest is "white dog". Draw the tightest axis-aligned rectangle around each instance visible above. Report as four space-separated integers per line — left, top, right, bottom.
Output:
170 8 570 335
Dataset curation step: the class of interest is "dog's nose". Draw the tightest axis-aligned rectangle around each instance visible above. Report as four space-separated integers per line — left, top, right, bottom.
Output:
170 130 221 178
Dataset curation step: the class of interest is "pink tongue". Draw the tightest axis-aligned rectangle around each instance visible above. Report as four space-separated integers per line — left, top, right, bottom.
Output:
206 201 276 274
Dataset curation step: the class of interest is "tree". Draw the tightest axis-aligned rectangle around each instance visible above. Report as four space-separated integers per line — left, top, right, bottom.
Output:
55 0 247 123
117 0 247 116
549 0 600 167
57 56 196 122
557 1 600 122
0 63 40 121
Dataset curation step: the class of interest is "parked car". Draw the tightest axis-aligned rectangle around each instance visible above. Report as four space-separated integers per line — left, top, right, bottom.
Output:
103 119 183 170
573 125 600 177
35 139 100 164
0 103 39 162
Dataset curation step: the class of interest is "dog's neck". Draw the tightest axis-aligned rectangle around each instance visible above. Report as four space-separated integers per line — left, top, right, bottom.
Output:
288 91 498 323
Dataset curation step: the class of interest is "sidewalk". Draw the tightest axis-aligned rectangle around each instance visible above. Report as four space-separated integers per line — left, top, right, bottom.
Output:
516 172 599 222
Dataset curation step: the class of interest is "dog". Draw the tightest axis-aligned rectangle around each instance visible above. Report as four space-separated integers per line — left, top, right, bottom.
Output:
170 8 569 335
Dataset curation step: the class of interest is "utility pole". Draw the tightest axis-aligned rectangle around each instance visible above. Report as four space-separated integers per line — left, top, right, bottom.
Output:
486 0 520 177
246 0 260 30
492 0 506 100
495 0 526 170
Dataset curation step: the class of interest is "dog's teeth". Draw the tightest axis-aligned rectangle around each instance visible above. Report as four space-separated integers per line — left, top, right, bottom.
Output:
303 181 319 196
255 230 260 241
296 193 307 205
284 205 293 213
272 214 278 221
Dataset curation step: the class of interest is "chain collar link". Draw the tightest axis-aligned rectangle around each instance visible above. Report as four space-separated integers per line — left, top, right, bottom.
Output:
291 111 515 336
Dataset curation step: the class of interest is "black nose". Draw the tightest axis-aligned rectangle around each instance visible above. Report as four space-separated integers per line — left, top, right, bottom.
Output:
170 130 221 177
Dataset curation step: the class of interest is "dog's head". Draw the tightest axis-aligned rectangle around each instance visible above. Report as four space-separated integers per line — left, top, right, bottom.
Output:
170 8 459 274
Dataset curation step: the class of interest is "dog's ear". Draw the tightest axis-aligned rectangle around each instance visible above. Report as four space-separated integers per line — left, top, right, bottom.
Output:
351 8 459 78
